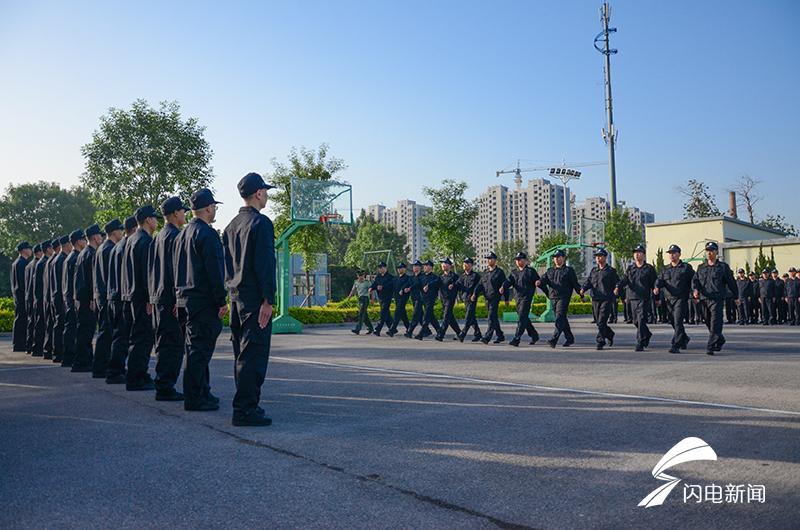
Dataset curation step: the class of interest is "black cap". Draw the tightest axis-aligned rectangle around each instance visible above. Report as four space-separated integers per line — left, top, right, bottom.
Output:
85 224 104 238
783 273 789 278
16 241 31 251
704 241 719 252
238 172 275 198
161 196 188 216
124 216 137 231
423 259 434 266
60 235 70 245
485 252 497 259
397 262 407 269
762 269 770 275
412 260 423 267
633 244 646 253
553 249 566 258
377 261 387 268
33 244 42 253
748 271 756 276
790 267 798 272
593 247 608 257
51 238 61 248
69 229 85 243
514 251 527 260
772 268 779 274
440 257 453 265
463 257 474 265
135 205 162 223
104 219 124 234
737 268 745 273
189 188 222 210
40 240 52 250
668 244 681 253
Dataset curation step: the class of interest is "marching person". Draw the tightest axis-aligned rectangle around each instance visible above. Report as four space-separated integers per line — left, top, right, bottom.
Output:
174 189 226 411
615 245 657 352
24 244 42 355
149 197 188 401
580 248 618 350
757 269 776 325
735 268 752 326
122 206 160 391
436 257 461 342
32 241 53 358
473 252 507 345
502 251 544 347
10 241 32 352
223 172 278 426
44 238 63 361
654 244 694 353
349 271 374 335
61 230 84 367
786 267 800 326
455 257 482 342
404 260 425 338
692 241 738 355
747 271 759 324
538 249 581 348
92 219 123 378
387 262 412 337
414 259 442 340
106 217 137 384
369 261 394 336
72 224 104 372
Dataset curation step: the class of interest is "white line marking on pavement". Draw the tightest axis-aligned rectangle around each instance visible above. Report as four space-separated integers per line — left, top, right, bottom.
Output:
272 356 800 417
0 365 60 372
1 412 146 426
0 382 48 389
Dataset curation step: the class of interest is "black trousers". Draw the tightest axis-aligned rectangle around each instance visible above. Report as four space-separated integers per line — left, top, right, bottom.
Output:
388 296 410 333
12 301 27 351
127 301 154 385
32 302 46 356
666 298 689 348
629 298 652 347
230 301 272 416
107 301 131 378
154 304 184 392
777 298 787 323
93 301 113 376
736 298 749 325
550 298 574 342
407 297 423 334
73 301 97 369
760 297 775 325
592 299 614 345
483 297 503 340
438 299 461 338
701 299 725 351
353 296 373 332
418 299 441 336
374 298 393 332
788 299 799 325
61 303 77 365
182 304 222 403
513 297 538 341
749 296 759 323
26 302 36 353
460 300 482 338
622 299 632 323
52 301 66 361
44 301 55 357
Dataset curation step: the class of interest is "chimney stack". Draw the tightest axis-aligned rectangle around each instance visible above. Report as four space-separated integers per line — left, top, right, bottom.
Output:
728 191 738 219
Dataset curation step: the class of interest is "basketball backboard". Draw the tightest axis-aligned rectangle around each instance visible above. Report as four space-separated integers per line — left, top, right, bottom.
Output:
291 176 354 225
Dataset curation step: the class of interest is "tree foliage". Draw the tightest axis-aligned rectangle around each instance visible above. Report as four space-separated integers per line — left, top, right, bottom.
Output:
420 179 477 262
759 214 797 236
677 179 721 219
343 215 409 270
81 99 214 224
533 231 584 276
604 208 642 269
495 239 528 273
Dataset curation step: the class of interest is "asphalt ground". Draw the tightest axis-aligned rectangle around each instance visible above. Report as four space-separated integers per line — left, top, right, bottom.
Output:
1 316 799 529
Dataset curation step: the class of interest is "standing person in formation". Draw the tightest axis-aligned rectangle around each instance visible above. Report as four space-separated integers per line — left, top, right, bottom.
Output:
735 268 753 326
692 241 738 355
404 260 425 338
24 244 42 355
747 271 759 324
349 271 373 335
653 244 694 353
72 224 104 372
369 261 394 336
580 248 618 350
122 206 160 391
149 197 188 402
786 267 800 326
106 217 137 384
33 241 53 358
61 230 84 367
414 259 442 340
436 257 461 342
174 189 226 412
456 257 482 342
615 245 657 352
92 219 123 378
10 241 32 352
501 251 544 347
757 269 776 325
223 172 278 427
473 252 507 345
45 238 63 361
774 270 787 324
386 262 412 337
538 249 581 348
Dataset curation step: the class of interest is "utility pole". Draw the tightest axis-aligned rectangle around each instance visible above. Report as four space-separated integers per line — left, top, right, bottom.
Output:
595 2 618 210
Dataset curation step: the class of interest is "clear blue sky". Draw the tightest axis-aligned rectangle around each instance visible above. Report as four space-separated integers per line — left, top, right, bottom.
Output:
1 0 798 229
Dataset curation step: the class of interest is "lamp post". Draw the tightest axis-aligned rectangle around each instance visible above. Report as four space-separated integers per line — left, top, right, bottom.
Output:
549 167 581 237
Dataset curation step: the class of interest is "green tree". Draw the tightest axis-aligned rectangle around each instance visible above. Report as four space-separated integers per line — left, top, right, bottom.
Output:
753 243 769 273
344 216 409 270
533 231 584 276
652 247 665 274
759 214 797 236
604 208 642 269
677 179 721 219
420 179 477 262
495 239 528 273
81 99 214 223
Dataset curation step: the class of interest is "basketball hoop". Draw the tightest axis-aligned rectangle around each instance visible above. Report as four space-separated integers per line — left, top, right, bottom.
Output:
318 213 343 225
591 241 606 247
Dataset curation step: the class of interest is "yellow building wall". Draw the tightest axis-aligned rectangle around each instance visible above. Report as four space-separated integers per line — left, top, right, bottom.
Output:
724 244 800 272
645 220 725 263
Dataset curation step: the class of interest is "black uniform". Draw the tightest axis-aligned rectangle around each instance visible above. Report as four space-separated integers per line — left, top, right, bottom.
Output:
582 264 619 347
149 223 184 395
121 228 155 388
786 276 800 326
693 260 738 353
504 266 544 343
618 262 658 349
415 271 442 339
61 248 79 366
93 239 115 376
656 261 694 349
455 270 482 341
106 236 132 380
757 277 776 325
388 272 413 335
540 265 581 345
437 270 462 340
32 254 50 357
49 251 68 362
370 271 395 334
735 276 753 325
10 255 29 351
175 218 226 406
24 256 39 354
223 206 277 419
72 244 97 370
474 267 507 342
405 272 424 336
774 277 786 324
